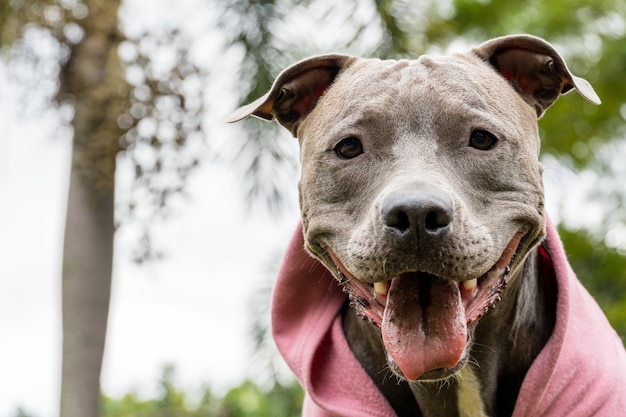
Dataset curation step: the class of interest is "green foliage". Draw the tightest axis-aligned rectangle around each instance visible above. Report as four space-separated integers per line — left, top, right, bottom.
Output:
558 226 626 340
220 380 304 417
101 367 304 417
102 366 205 417
368 0 626 167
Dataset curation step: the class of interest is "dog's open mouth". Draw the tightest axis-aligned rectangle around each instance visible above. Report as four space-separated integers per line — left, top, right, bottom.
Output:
326 232 524 381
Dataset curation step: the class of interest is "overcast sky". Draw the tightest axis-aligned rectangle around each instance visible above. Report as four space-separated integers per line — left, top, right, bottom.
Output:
0 60 301 417
0 1 302 415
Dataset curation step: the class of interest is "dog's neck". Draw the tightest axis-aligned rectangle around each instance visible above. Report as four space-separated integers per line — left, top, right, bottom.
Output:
342 247 557 417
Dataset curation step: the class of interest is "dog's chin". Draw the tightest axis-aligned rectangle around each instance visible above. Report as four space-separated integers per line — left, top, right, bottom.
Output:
324 232 525 382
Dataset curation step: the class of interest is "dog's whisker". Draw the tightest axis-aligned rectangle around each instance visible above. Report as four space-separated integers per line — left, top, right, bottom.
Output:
378 366 398 386
470 341 497 356
467 355 481 370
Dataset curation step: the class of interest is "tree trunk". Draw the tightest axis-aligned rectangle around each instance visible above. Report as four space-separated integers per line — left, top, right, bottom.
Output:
60 168 115 417
58 2 124 416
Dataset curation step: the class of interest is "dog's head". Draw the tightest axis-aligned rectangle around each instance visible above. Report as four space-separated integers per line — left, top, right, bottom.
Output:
228 35 599 381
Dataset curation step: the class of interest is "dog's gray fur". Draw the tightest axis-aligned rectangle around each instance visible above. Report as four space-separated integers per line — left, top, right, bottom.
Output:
228 35 600 416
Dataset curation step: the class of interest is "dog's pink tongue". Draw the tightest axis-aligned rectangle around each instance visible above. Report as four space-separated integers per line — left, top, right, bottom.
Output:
381 274 467 380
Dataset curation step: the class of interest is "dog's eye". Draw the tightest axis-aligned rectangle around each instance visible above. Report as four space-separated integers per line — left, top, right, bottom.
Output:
469 130 497 151
335 137 364 159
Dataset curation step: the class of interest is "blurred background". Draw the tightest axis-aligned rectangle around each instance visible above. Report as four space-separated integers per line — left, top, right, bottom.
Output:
1 0 625 416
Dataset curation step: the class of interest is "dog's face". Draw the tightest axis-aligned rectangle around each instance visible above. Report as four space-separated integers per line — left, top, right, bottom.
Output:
228 35 599 382
297 54 546 381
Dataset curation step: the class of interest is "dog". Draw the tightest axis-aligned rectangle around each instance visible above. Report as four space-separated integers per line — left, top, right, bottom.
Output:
228 35 626 417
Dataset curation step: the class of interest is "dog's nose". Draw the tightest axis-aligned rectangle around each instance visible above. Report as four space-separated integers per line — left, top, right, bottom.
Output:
381 189 454 237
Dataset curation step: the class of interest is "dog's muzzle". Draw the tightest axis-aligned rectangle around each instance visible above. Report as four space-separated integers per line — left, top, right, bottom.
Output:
327 232 523 381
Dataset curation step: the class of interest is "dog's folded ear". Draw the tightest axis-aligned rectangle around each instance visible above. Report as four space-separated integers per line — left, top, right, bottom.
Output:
473 34 601 117
226 54 357 136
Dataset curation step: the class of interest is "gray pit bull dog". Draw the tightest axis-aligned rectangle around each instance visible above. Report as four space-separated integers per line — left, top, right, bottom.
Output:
228 35 607 415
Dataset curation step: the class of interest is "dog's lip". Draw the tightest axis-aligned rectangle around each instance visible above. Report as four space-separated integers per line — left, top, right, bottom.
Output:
324 232 525 380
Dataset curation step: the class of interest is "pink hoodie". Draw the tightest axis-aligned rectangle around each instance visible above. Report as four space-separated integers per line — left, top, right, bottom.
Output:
271 217 626 416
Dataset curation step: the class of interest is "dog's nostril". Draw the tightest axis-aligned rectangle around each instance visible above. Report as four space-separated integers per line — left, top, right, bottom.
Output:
386 209 411 232
425 209 452 232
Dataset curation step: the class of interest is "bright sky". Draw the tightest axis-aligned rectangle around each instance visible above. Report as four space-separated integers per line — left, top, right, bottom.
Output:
0 64 68 417
0 59 300 417
0 1 302 415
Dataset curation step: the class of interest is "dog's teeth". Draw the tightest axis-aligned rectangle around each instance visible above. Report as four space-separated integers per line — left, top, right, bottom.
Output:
462 278 478 291
374 281 390 296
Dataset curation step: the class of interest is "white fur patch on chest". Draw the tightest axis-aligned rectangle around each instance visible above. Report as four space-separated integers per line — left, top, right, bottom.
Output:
456 365 488 417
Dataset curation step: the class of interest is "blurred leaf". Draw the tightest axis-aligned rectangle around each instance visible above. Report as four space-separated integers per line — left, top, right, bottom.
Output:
221 380 304 417
101 367 303 417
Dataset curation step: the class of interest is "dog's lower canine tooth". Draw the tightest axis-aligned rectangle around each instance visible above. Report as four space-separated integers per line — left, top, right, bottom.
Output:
462 278 478 291
374 281 390 296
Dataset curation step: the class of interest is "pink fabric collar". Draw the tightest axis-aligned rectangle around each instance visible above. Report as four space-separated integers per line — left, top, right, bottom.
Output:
271 217 626 416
